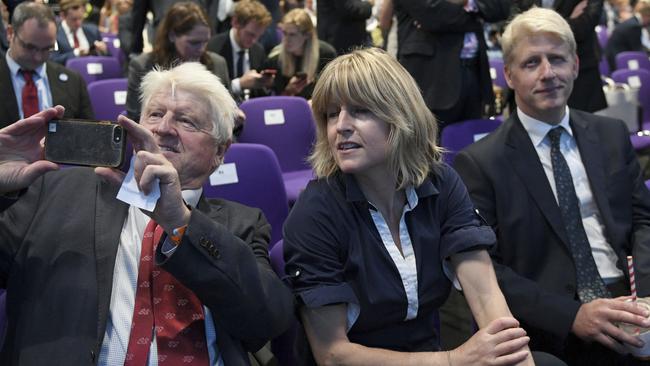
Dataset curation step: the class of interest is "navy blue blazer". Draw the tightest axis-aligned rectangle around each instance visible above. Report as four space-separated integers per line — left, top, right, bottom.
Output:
51 22 105 65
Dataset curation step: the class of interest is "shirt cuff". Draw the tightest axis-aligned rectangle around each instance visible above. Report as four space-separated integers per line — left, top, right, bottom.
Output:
231 78 242 94
465 0 478 12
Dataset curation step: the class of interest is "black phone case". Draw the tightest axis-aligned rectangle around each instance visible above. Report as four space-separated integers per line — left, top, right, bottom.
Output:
45 120 126 167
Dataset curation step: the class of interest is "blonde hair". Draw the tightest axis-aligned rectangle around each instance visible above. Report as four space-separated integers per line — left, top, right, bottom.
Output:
276 8 319 80
636 0 650 16
59 0 87 13
310 48 442 189
139 62 237 146
501 7 576 66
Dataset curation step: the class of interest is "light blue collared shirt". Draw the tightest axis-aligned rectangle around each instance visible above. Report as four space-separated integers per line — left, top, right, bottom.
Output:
6 52 53 118
99 188 223 366
518 107 624 281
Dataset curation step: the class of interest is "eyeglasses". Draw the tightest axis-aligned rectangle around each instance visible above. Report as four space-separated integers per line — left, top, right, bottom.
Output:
13 32 55 54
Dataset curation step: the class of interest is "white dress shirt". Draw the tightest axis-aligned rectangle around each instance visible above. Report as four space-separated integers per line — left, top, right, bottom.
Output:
6 52 52 119
518 107 624 281
98 188 223 366
229 28 250 95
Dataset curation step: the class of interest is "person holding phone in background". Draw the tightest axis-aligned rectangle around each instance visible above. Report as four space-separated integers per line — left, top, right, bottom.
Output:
264 8 336 99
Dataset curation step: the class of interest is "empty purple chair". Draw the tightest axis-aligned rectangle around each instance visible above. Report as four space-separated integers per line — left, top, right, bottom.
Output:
203 143 289 245
102 34 126 67
615 51 650 72
239 96 316 205
440 119 502 164
87 78 128 121
611 68 650 130
66 56 123 85
488 58 507 89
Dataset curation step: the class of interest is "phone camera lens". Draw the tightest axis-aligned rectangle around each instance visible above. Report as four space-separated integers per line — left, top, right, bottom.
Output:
113 126 123 143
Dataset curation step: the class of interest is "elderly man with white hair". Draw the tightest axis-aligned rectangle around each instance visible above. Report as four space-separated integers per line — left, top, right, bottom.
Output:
0 62 293 366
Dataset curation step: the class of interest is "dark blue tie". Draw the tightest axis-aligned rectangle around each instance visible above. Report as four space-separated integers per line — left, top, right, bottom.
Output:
548 127 610 303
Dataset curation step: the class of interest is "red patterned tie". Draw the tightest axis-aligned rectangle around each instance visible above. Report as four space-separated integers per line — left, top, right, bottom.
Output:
20 70 39 118
73 31 80 49
124 220 210 366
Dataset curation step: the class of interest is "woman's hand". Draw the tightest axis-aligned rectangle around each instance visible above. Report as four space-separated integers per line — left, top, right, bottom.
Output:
450 317 532 366
283 75 309 96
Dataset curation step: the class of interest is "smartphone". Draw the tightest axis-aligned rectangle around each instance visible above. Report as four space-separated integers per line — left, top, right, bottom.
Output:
45 119 126 167
261 69 277 76
294 71 307 80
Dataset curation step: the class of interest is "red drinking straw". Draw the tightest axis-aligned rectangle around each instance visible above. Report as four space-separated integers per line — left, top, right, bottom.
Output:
628 255 637 301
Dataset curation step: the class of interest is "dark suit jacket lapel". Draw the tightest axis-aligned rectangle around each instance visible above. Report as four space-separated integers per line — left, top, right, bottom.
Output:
0 56 20 124
570 111 615 238
94 178 129 345
47 62 71 108
505 114 571 246
56 26 72 53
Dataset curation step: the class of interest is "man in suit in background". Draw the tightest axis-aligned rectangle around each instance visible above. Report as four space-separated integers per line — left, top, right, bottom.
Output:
207 0 272 101
50 0 108 65
0 61 293 365
605 0 650 70
0 2 92 128
512 0 607 113
317 0 373 55
393 0 509 127
455 7 650 365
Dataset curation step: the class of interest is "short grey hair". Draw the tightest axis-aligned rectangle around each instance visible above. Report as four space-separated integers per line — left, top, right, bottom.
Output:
11 2 56 31
139 62 237 145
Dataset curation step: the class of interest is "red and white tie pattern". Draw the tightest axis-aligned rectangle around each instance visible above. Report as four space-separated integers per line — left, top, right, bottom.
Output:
124 220 209 366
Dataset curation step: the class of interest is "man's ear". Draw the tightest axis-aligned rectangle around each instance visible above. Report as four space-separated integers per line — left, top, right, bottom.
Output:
504 63 514 90
6 25 13 44
572 54 580 80
214 140 232 166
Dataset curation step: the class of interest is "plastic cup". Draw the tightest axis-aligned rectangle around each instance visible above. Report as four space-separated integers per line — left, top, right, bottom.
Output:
619 297 650 359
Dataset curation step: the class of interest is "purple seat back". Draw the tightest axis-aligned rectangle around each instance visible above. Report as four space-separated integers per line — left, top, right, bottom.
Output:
87 78 128 121
488 58 507 89
611 68 650 125
615 51 650 72
65 56 123 85
102 34 127 67
238 96 316 173
440 119 502 164
203 143 289 245
646 179 650 190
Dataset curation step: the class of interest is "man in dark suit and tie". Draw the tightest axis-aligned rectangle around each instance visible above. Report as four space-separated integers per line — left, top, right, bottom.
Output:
511 0 607 113
605 0 650 71
0 2 93 128
316 0 372 55
206 0 273 100
455 7 650 365
50 0 108 65
393 0 510 127
0 61 293 365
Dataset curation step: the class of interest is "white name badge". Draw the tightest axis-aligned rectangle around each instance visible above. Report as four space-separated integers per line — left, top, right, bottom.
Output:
87 63 104 75
628 75 642 89
114 90 127 105
209 163 239 186
628 59 640 70
264 109 285 125
473 132 489 142
490 67 497 80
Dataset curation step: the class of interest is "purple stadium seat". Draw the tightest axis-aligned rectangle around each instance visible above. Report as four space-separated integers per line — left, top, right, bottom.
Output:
440 119 502 164
596 25 608 50
65 56 123 85
488 58 507 89
87 78 128 121
203 143 289 245
615 51 650 72
102 33 127 67
238 96 316 205
611 68 650 130
646 179 650 190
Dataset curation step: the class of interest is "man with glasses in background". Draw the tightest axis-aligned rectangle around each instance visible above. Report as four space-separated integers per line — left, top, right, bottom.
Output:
0 2 93 128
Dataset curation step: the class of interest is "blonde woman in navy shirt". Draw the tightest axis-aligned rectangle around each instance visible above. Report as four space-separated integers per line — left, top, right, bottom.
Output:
282 48 557 366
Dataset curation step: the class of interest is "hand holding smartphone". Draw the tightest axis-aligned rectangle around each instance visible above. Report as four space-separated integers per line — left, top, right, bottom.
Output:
261 69 277 77
45 119 126 167
294 71 307 81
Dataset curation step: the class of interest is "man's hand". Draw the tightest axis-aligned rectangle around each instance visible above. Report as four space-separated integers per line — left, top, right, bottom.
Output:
569 0 587 19
95 115 190 231
239 69 274 89
451 317 532 365
94 40 108 55
0 106 64 194
572 297 650 353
